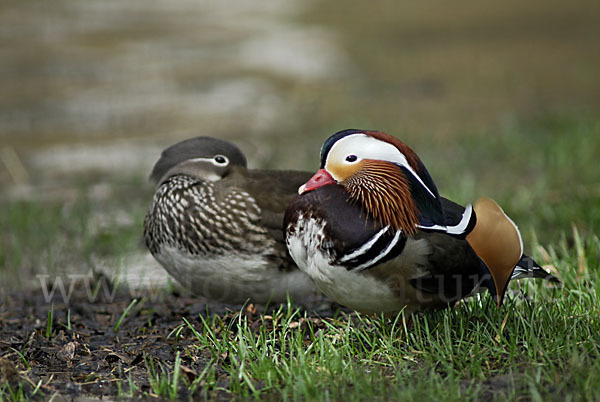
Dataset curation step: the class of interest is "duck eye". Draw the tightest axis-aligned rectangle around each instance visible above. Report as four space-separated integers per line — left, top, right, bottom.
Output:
214 155 229 165
345 155 358 163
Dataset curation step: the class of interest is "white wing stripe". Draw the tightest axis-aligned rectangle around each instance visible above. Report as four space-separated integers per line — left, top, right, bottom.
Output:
417 204 473 235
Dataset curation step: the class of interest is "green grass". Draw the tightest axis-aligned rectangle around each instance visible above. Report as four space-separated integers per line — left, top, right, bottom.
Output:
431 114 600 246
145 351 183 399
113 298 138 333
0 181 150 293
88 231 599 400
199 233 596 400
45 303 54 339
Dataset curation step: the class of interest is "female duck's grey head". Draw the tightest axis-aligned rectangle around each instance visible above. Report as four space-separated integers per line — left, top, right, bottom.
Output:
150 136 248 185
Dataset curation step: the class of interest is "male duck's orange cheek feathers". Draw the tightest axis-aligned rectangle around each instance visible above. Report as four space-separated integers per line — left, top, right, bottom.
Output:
326 160 363 182
342 160 420 235
466 197 523 306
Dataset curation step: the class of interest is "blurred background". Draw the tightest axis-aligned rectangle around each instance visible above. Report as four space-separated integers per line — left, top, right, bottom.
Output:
1 0 599 293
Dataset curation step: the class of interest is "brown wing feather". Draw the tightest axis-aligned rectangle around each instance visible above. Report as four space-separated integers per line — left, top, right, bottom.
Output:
223 167 313 270
466 197 523 305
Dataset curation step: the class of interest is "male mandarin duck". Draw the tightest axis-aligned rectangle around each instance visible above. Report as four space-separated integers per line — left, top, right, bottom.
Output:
144 136 317 303
284 129 558 314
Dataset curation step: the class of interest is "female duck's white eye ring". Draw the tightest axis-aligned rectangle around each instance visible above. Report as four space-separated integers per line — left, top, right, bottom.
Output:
213 155 229 166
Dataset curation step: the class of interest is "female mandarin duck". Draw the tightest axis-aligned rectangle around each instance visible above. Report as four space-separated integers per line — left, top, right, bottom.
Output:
144 136 317 303
284 129 558 314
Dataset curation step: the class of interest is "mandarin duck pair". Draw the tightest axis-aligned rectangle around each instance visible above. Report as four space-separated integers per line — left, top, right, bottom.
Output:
144 130 558 312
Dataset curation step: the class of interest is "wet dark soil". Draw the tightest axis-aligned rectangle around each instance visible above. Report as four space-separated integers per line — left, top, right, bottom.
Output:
0 278 343 400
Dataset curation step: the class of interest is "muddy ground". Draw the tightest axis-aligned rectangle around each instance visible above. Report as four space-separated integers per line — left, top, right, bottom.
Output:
0 279 344 400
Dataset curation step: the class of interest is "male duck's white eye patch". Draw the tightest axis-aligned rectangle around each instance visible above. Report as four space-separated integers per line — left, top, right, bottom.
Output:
327 134 402 167
325 133 437 198
213 155 229 166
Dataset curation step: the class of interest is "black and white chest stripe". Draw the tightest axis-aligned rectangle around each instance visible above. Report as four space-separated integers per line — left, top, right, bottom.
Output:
335 226 407 272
